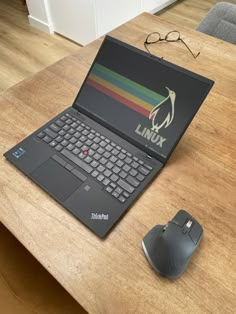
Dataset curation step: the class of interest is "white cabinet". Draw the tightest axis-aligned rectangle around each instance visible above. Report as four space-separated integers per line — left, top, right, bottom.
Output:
27 0 176 45
94 0 142 39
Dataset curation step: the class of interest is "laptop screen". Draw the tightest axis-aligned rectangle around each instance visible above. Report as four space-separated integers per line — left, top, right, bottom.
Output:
74 36 214 162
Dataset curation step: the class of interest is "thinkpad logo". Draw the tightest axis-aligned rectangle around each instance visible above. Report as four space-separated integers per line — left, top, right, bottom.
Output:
91 213 109 220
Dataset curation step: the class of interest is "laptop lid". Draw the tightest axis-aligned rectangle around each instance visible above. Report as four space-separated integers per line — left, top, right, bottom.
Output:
73 36 214 164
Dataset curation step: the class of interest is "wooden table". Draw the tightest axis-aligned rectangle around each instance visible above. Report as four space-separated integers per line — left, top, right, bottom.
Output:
0 13 235 313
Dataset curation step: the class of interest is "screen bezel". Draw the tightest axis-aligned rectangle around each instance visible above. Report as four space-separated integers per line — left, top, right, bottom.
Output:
72 35 214 164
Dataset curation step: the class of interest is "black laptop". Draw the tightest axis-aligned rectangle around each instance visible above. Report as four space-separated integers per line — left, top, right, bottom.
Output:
4 36 214 237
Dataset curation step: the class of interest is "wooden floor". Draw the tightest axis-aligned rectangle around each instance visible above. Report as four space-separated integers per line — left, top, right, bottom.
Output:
156 0 236 29
0 0 80 93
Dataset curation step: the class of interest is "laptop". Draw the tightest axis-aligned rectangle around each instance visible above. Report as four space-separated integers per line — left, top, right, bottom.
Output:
4 36 214 237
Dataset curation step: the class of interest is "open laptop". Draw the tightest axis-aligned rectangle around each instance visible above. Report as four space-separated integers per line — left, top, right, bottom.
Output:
4 36 214 237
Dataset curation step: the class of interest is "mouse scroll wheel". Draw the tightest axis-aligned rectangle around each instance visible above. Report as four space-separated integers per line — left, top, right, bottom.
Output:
186 220 193 228
162 224 169 232
182 220 193 234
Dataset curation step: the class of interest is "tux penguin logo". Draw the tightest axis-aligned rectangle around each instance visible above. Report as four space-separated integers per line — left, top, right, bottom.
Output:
149 87 176 133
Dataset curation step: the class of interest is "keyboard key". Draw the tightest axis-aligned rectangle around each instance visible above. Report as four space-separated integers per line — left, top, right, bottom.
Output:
112 191 119 198
84 156 92 163
51 154 66 167
71 122 78 128
65 163 74 171
80 135 86 142
118 152 125 160
88 133 95 140
118 196 126 203
88 149 95 156
94 153 101 161
115 187 123 194
102 178 110 186
59 129 66 136
117 160 124 167
139 166 150 176
105 186 113 193
72 148 80 155
60 115 67 121
144 163 153 170
104 151 111 158
91 143 99 150
124 157 132 164
104 169 112 177
117 179 134 193
43 135 51 143
123 191 130 198
137 174 145 181
98 165 105 172
119 171 127 179
94 137 101 143
110 156 118 163
68 128 75 135
55 135 63 142
130 169 138 176
106 161 114 169
106 144 113 151
75 141 83 148
111 174 119 182
50 140 57 147
97 147 105 154
123 164 131 172
61 139 69 146
70 137 77 144
44 128 57 139
71 169 87 182
61 149 93 173
131 161 139 169
91 170 99 178
74 132 81 138
82 129 89 135
126 176 140 187
55 120 64 127
55 144 63 152
113 166 120 174
100 157 107 165
50 124 60 132
64 133 71 140
91 160 99 168
66 119 72 124
110 182 116 189
97 174 104 182
67 144 74 151
100 141 106 147
112 149 119 156
37 131 45 138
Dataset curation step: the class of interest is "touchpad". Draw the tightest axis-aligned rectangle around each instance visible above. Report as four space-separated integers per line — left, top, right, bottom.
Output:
31 158 83 202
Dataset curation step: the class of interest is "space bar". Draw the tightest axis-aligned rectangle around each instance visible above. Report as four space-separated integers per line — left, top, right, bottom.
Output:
61 149 92 173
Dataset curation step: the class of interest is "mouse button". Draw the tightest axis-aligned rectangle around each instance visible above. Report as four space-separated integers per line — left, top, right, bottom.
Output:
189 221 203 245
172 209 191 227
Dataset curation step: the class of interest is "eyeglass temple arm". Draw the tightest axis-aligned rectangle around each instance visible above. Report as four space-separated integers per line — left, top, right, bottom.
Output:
180 39 200 58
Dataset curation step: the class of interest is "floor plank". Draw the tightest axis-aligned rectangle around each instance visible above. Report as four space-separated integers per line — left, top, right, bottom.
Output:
0 0 80 93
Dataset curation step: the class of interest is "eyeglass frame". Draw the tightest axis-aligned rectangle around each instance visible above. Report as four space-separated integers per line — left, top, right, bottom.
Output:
144 30 200 59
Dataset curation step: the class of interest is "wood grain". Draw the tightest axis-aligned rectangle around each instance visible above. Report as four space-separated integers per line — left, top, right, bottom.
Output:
0 13 235 314
0 0 80 93
157 0 236 29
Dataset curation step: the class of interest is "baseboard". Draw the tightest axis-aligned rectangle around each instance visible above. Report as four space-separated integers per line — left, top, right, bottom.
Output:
28 15 54 34
148 0 176 14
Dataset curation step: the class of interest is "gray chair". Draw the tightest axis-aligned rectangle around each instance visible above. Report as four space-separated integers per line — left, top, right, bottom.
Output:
197 2 236 44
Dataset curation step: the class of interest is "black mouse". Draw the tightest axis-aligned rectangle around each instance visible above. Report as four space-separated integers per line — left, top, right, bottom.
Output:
142 210 203 278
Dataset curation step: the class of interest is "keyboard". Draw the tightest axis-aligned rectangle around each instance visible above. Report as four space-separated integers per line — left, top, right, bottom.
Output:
36 112 153 203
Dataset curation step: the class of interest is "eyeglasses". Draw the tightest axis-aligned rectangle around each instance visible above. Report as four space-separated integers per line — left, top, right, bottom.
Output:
144 30 200 59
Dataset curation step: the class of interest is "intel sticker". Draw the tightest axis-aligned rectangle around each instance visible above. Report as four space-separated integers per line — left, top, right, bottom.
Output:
13 147 25 159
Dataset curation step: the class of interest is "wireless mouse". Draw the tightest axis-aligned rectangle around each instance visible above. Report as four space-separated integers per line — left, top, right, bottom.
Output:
142 209 203 278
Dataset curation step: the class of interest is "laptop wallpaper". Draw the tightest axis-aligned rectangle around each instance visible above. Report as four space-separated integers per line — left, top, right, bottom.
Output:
75 39 212 160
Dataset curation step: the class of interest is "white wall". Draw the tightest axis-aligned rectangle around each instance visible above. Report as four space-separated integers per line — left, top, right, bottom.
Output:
26 0 53 33
26 0 176 44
